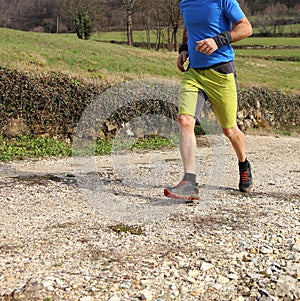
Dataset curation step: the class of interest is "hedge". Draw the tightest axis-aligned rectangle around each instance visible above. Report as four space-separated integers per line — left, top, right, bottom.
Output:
0 67 299 140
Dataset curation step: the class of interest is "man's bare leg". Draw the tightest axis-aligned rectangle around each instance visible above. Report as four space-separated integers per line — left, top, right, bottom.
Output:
178 114 197 174
163 114 199 200
222 125 246 162
223 125 252 192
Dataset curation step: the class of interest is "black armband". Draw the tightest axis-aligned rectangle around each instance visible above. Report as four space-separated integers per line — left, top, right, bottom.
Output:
178 43 188 54
213 31 232 48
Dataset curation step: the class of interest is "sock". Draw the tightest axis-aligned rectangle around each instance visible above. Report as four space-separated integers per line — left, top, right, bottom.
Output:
183 173 196 185
239 159 249 171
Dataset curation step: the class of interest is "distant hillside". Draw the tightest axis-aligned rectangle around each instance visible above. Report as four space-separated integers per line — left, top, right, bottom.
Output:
0 0 299 33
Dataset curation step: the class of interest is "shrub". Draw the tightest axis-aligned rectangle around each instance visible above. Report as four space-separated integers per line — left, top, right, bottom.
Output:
0 67 299 143
0 67 107 139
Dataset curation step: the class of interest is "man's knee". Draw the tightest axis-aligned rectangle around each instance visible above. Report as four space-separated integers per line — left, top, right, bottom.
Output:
222 127 233 138
222 125 243 138
178 114 195 128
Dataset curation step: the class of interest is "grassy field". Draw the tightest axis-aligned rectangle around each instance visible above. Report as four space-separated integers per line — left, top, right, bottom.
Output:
0 28 179 85
94 30 300 45
0 28 300 94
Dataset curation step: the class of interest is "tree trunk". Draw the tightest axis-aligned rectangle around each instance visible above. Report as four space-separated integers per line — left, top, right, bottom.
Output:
146 27 151 50
167 27 172 51
172 24 178 52
127 10 133 46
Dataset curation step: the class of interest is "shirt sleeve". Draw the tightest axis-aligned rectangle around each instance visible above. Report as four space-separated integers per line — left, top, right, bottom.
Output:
222 0 246 23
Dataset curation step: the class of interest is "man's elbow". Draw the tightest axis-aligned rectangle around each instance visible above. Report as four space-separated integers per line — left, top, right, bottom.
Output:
245 19 253 37
247 22 253 37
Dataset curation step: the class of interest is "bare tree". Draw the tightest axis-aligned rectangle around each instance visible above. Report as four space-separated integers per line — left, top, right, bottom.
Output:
256 13 273 36
238 0 251 17
1 0 299 36
289 4 300 35
126 0 180 51
164 0 181 51
151 0 168 51
265 2 288 35
120 0 140 45
139 0 153 49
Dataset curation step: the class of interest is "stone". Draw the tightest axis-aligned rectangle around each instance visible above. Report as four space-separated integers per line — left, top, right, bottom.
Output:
185 276 196 284
217 275 230 284
120 281 130 289
237 110 245 120
188 269 200 278
200 262 214 272
107 296 121 301
292 244 300 253
172 289 180 297
190 289 204 296
145 258 158 267
140 279 153 286
258 288 275 299
3 117 31 137
80 297 94 301
140 289 153 300
260 246 273 254
42 280 54 289
169 283 177 290
211 283 223 290
179 285 189 294
276 275 300 299
228 273 239 280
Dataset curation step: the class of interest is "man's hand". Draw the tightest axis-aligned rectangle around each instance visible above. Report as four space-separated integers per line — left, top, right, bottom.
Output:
177 50 188 72
195 38 218 55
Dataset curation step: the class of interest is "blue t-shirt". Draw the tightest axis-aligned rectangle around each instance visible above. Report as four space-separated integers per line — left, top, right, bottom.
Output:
180 0 245 68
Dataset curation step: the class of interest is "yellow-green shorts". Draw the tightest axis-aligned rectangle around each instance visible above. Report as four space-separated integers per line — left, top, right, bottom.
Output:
178 61 238 129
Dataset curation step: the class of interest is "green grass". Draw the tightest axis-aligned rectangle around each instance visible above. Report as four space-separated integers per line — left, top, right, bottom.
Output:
0 28 179 85
129 135 176 150
109 223 144 235
1 28 300 93
95 29 300 45
236 48 300 59
235 36 300 46
250 22 300 36
0 135 175 161
93 30 169 44
234 56 300 93
1 28 299 94
0 136 72 161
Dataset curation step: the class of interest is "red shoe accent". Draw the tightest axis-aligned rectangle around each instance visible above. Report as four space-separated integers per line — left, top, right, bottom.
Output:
164 187 200 201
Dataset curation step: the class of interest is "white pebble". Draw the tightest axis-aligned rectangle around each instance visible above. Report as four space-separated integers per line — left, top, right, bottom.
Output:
201 262 214 271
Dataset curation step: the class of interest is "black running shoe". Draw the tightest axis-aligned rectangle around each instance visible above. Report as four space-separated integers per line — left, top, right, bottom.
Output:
239 160 253 192
164 180 200 200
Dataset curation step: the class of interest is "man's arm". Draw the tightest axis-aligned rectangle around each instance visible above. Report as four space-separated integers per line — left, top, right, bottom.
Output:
182 27 188 44
177 27 188 72
195 17 252 55
230 17 252 42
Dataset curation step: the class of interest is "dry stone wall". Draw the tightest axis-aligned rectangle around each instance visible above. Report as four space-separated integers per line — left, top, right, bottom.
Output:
0 67 299 140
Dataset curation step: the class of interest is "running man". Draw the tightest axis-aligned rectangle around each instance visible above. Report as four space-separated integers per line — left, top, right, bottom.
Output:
164 0 253 200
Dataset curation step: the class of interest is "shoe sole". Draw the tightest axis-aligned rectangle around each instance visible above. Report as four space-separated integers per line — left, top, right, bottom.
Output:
164 188 200 201
239 183 253 193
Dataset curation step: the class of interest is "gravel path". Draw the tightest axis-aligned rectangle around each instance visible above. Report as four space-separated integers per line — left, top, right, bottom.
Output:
0 135 299 301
